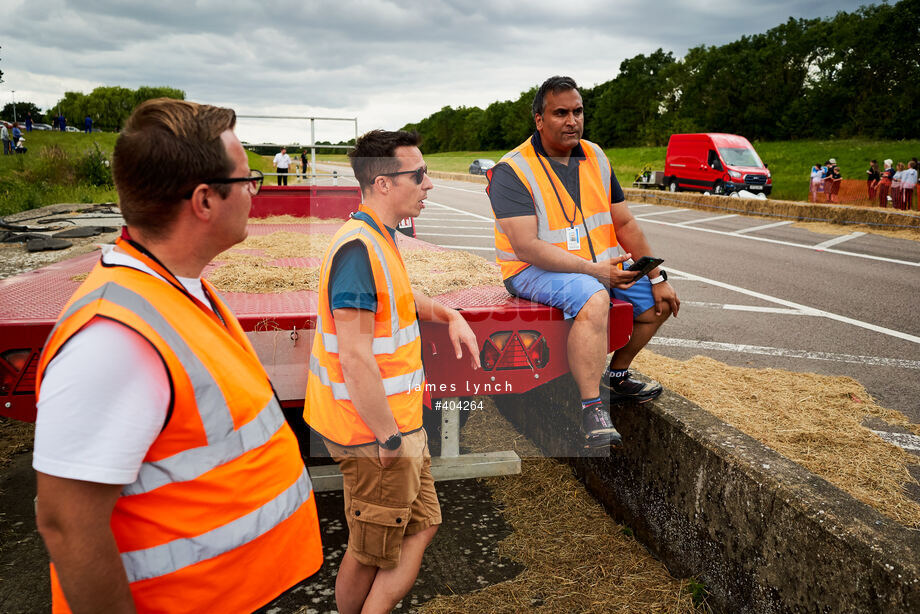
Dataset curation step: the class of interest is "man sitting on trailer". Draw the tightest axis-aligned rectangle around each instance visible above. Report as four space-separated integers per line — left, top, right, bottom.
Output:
487 75 680 448
32 98 323 613
306 129 480 614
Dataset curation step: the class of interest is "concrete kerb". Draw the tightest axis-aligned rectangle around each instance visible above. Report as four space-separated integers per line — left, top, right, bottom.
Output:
494 375 920 613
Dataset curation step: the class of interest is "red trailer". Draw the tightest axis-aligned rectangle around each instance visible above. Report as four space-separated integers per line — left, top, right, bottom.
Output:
0 186 633 480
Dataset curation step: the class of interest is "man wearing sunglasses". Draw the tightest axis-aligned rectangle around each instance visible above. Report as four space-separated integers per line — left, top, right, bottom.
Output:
33 98 322 613
487 76 680 449
306 129 480 614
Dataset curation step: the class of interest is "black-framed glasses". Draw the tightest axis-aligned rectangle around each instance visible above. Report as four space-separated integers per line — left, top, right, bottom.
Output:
183 169 264 199
376 166 428 185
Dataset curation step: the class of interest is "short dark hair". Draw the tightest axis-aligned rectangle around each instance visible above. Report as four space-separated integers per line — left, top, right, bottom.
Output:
113 98 236 237
349 129 421 194
532 76 578 117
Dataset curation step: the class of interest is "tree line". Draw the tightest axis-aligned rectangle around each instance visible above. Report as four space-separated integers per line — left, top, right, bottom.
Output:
403 0 920 152
2 86 185 131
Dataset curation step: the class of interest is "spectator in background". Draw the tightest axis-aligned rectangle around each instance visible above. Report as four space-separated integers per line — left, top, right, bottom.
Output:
12 122 22 145
902 160 917 211
810 162 825 202
822 159 836 201
301 149 309 179
826 162 842 203
58 113 67 132
273 147 291 185
1 123 11 155
25 113 33 132
84 115 93 134
15 136 26 154
878 159 894 207
866 160 880 201
892 162 905 209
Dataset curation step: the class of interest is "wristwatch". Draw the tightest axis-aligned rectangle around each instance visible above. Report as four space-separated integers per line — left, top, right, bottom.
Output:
378 432 403 450
649 270 668 285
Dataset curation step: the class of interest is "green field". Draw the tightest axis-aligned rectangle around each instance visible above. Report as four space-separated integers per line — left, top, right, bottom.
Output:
0 130 119 217
4 135 916 218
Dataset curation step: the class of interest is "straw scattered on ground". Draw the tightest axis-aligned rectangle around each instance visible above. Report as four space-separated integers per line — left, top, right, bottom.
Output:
632 350 920 528
0 418 34 468
208 230 501 296
419 400 705 614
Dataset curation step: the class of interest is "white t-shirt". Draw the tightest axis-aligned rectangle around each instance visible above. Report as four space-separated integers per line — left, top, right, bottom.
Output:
273 153 291 169
32 246 212 485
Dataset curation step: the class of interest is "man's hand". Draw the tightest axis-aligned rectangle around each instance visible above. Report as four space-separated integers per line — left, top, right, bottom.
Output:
448 311 481 370
594 253 641 289
651 281 680 318
378 444 400 468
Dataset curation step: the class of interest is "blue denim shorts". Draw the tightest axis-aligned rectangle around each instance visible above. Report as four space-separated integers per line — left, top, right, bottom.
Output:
506 265 655 320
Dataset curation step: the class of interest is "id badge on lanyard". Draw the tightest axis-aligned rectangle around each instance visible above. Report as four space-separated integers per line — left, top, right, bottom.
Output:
566 226 581 251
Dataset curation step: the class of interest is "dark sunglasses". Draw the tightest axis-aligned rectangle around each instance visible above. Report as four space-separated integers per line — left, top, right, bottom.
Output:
183 169 264 199
376 166 428 185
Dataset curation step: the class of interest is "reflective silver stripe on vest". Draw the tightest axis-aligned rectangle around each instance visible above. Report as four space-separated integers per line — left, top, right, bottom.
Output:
309 354 425 400
583 141 611 199
495 247 518 261
595 246 620 262
583 210 614 234
320 318 420 355
121 468 312 583
123 396 287 496
504 150 553 239
51 283 235 443
319 220 420 357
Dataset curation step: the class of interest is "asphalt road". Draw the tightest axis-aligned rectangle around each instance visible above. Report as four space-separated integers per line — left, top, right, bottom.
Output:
316 164 920 430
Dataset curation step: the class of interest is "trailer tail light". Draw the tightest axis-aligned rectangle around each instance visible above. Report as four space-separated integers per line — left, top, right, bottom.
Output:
480 330 548 372
0 349 33 396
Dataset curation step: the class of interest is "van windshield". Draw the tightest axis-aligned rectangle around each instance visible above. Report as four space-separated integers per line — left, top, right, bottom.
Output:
718 147 763 168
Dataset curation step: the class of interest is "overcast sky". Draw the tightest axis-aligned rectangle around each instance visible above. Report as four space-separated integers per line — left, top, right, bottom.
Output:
3 0 872 144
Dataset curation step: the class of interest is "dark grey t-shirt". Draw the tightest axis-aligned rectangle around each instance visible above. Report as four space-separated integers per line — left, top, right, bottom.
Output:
488 133 625 219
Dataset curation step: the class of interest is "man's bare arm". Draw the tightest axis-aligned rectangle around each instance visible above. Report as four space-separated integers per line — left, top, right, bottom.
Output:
35 473 136 614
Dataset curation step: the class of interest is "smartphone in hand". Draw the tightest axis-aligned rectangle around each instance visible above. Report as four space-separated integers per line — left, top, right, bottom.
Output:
626 256 664 279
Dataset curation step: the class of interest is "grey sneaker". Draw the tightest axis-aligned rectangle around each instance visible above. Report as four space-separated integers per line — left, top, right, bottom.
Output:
582 401 622 448
603 371 663 403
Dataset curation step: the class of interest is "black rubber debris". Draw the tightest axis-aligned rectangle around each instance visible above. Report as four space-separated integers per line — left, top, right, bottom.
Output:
26 238 73 252
53 227 102 239
2 232 48 243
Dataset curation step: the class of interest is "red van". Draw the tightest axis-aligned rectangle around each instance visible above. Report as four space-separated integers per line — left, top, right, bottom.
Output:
664 133 771 196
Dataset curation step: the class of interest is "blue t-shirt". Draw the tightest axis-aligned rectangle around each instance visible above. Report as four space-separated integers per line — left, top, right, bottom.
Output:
328 212 398 312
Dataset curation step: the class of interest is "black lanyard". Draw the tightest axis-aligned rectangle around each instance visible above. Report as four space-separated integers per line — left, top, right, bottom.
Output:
533 149 598 262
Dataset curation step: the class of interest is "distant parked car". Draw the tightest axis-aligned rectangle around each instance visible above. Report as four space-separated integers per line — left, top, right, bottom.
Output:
32 123 52 131
469 159 495 175
65 126 80 133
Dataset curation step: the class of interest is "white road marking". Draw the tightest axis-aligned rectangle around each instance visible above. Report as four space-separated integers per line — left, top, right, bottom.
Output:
732 220 793 234
415 232 493 239
435 245 494 251
633 209 687 219
628 204 656 209
430 183 487 194
649 337 920 370
669 266 920 344
641 219 920 267
416 224 496 230
675 214 738 227
422 199 494 222
683 301 810 315
813 232 866 250
870 430 920 451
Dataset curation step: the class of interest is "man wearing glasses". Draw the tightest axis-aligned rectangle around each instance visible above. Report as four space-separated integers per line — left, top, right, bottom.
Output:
33 98 322 613
306 129 480 614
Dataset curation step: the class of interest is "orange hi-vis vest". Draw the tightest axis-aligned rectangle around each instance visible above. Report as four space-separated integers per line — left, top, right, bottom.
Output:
490 136 619 280
305 205 425 447
36 238 323 614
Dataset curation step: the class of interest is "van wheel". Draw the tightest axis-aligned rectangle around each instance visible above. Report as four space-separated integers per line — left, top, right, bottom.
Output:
713 181 724 195
668 179 679 192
